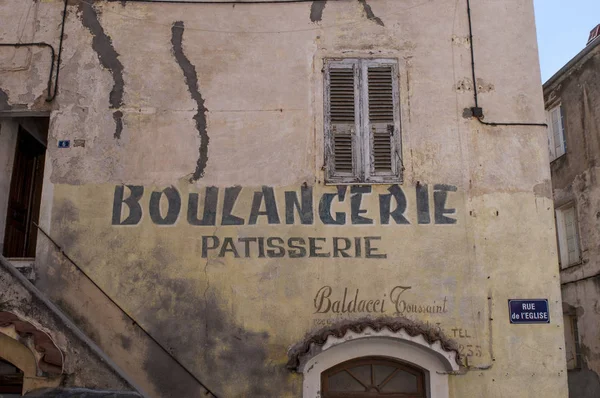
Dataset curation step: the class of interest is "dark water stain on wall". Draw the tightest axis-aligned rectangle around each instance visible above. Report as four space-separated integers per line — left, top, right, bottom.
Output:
310 1 327 22
77 2 125 139
113 110 123 139
136 246 299 397
359 0 384 26
171 21 210 182
52 199 81 249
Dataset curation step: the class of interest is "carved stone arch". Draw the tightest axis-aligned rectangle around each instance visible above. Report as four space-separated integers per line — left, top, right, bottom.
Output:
0 312 63 375
0 312 63 394
287 317 461 398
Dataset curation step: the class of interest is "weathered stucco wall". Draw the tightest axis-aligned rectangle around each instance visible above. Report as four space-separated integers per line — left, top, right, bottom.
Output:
0 0 567 397
545 42 600 397
0 256 137 393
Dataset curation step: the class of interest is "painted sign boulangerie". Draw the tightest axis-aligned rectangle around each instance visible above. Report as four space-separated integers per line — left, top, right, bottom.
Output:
111 184 459 226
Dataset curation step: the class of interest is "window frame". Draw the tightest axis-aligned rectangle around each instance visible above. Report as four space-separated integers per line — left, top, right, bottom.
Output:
321 356 426 398
324 58 402 184
563 313 582 371
555 203 581 268
547 103 566 162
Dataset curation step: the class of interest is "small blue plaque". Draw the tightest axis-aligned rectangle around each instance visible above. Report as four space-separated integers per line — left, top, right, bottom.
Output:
58 140 71 148
508 299 550 324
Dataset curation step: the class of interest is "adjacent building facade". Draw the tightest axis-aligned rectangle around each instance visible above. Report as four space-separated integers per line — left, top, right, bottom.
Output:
544 25 600 397
1 0 567 397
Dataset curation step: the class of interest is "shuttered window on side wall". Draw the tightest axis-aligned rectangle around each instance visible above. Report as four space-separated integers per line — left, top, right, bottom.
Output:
556 203 581 268
547 104 566 161
324 59 401 183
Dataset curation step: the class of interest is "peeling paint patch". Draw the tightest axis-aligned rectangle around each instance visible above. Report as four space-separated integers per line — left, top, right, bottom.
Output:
455 78 473 93
78 2 125 138
533 180 552 199
171 21 209 182
451 35 471 48
476 78 495 93
0 88 11 110
310 1 327 22
358 0 384 26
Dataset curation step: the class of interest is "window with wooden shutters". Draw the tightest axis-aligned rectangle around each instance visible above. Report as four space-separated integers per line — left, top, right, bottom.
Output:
546 104 566 161
555 203 581 268
324 59 401 183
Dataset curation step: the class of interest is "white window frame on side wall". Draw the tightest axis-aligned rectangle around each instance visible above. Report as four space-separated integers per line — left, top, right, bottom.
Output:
547 104 566 161
555 203 581 268
563 313 582 370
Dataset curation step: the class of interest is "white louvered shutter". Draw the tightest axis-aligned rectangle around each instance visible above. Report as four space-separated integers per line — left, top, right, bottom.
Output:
549 105 566 160
325 61 361 181
363 61 401 182
564 206 580 265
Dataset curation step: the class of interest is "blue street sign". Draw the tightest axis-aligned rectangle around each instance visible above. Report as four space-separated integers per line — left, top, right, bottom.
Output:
508 299 550 324
58 140 71 148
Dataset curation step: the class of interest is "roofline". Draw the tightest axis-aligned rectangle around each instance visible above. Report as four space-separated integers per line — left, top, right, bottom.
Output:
543 37 600 89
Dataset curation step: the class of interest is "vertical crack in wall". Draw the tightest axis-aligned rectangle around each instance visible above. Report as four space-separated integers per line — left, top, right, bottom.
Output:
358 0 384 26
310 1 327 22
78 2 125 139
171 21 209 182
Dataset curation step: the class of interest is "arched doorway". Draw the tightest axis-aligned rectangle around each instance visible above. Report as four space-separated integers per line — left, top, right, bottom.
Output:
321 356 426 397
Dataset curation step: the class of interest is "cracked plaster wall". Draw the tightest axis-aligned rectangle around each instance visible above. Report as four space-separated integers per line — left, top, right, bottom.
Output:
0 0 568 397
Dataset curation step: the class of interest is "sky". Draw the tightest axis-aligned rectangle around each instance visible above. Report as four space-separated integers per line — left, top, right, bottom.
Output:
534 0 600 82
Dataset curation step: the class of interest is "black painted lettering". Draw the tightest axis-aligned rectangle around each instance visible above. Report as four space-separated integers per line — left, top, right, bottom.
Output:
365 236 386 259
314 286 332 313
149 187 181 225
416 183 431 224
201 236 220 258
187 187 218 226
238 237 257 257
333 237 352 258
266 237 285 258
219 237 240 258
309 237 330 257
351 186 373 224
257 237 266 258
379 185 409 224
249 186 280 225
285 186 314 225
112 185 144 225
318 186 347 225
221 186 245 225
354 237 362 257
390 285 412 315
288 238 307 258
434 184 457 224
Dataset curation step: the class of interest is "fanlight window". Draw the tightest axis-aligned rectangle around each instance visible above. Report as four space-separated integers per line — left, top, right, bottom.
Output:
321 356 426 397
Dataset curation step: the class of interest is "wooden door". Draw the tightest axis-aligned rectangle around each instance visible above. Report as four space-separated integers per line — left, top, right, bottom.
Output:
3 126 46 258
